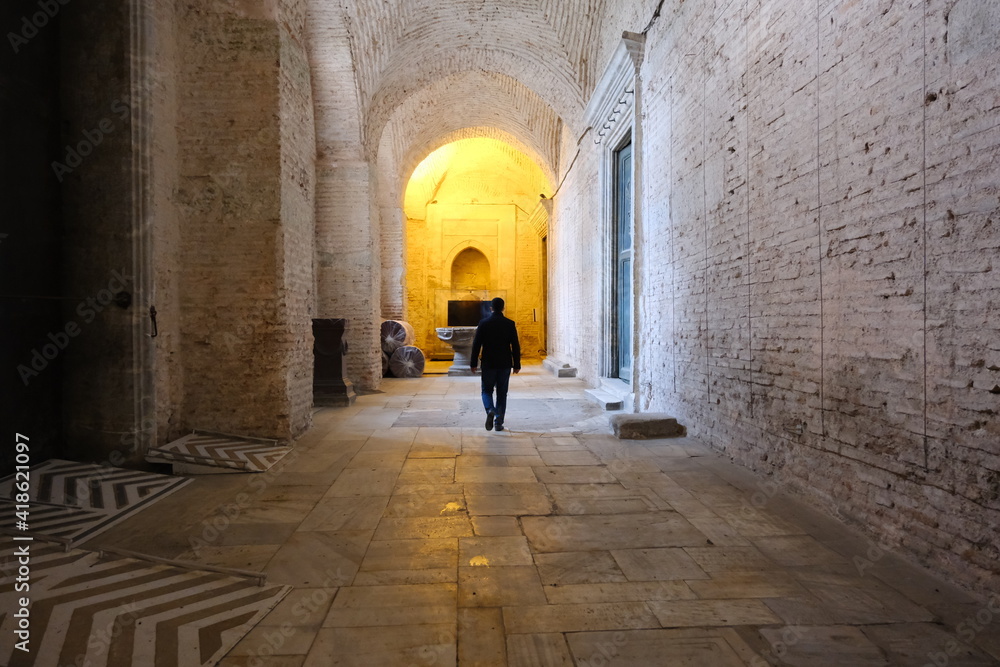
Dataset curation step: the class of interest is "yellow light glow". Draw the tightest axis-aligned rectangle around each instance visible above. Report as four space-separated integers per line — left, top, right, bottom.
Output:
403 136 551 360
441 501 464 514
404 137 550 221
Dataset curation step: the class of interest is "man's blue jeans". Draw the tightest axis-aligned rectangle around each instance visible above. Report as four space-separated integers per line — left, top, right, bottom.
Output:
480 367 512 424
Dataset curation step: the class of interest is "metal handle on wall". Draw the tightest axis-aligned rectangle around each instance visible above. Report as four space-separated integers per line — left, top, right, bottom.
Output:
148 305 158 338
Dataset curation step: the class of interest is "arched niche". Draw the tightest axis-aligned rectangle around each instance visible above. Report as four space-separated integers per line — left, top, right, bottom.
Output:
451 247 491 290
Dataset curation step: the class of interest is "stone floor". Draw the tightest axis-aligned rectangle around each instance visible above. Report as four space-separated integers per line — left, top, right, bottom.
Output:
90 364 1000 666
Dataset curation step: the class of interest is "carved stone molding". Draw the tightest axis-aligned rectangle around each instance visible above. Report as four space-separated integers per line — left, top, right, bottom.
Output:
584 31 646 145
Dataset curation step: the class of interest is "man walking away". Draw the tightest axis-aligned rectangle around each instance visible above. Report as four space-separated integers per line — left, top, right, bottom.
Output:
470 297 521 431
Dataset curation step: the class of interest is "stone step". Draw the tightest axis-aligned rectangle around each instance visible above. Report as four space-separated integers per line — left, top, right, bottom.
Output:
584 388 624 411
542 357 578 378
611 413 685 439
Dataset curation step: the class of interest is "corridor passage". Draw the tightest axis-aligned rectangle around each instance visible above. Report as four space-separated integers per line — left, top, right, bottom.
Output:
88 365 998 666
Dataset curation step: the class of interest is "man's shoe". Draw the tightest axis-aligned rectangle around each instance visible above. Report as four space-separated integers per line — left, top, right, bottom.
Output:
485 410 495 431
495 423 504 432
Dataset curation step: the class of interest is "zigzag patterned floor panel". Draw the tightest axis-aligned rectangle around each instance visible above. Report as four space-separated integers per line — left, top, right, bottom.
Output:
0 460 191 546
146 432 291 473
0 542 290 666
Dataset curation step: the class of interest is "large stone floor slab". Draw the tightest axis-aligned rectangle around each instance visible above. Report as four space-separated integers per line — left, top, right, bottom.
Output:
522 512 709 552
566 628 757 666
68 365 998 666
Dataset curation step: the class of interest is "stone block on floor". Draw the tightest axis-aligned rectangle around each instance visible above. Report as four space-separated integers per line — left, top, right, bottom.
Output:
543 357 578 377
611 413 685 439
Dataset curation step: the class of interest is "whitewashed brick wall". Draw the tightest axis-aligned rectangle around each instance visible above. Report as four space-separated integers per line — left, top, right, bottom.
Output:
551 0 999 595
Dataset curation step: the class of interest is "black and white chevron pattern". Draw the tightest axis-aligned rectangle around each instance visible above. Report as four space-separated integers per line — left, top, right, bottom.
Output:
146 431 291 472
0 502 102 540
0 542 289 666
0 460 190 545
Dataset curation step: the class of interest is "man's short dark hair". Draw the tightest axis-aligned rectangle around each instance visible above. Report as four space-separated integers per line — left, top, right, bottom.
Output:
491 297 505 312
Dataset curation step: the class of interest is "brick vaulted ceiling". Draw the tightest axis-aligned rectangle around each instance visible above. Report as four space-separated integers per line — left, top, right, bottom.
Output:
379 73 562 205
315 0 614 173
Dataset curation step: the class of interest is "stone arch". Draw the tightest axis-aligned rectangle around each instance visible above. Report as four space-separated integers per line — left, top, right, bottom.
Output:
380 117 556 319
377 70 563 212
400 128 556 207
335 0 593 155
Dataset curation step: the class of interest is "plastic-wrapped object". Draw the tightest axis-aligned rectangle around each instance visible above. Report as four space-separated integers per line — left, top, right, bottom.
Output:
388 346 425 378
380 320 415 355
381 350 390 377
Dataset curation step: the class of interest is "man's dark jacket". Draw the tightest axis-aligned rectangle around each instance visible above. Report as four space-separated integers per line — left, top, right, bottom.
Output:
471 312 521 370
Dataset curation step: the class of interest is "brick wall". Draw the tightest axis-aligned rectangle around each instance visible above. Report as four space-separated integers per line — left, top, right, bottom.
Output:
314 160 382 389
309 2 382 389
552 0 999 595
174 2 314 440
278 2 317 438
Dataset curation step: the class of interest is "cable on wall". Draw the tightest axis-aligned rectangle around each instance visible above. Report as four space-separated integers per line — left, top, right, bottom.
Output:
641 0 668 34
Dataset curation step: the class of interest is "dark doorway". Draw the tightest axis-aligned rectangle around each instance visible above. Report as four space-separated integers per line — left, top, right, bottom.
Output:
0 0 64 472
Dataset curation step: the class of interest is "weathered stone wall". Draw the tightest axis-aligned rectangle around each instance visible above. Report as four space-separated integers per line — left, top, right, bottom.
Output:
553 0 999 595
174 1 314 440
151 0 184 445
309 3 382 390
40 0 315 453
278 1 317 437
380 203 406 322
400 137 550 360
313 158 382 389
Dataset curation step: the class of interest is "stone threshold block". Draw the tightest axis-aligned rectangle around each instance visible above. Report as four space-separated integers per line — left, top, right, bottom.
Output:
584 388 624 411
543 357 578 378
611 413 685 439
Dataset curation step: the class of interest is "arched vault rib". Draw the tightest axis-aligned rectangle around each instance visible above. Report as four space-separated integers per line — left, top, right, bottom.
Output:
365 45 584 153
402 137 553 220
337 0 596 154
399 127 554 204
375 70 560 324
375 70 561 210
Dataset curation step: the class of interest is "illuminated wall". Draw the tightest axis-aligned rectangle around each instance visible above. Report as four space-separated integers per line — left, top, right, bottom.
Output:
404 138 551 359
